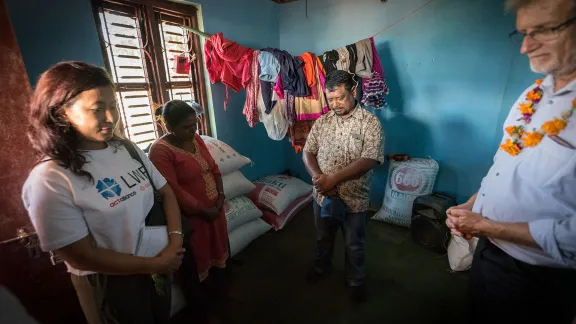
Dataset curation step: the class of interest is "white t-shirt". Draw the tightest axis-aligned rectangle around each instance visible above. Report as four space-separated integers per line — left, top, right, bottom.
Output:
22 142 167 276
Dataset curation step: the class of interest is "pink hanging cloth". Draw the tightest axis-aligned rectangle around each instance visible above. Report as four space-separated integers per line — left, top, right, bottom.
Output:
204 32 254 109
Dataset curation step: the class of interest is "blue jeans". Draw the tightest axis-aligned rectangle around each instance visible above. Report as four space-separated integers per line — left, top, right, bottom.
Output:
313 201 367 287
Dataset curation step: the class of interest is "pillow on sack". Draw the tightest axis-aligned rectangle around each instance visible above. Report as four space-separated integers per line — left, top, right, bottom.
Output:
229 218 271 257
201 136 250 175
222 171 255 201
224 197 263 233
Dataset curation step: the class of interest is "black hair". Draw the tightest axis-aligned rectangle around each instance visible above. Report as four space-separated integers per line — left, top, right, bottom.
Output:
325 70 356 93
161 100 197 129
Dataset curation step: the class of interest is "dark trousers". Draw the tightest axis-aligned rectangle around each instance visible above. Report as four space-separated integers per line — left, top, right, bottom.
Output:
469 237 576 324
71 273 171 324
313 201 367 286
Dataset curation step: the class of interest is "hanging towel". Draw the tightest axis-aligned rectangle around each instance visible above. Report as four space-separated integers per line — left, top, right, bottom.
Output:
319 50 339 76
257 87 288 140
361 37 389 109
243 50 260 128
258 51 280 82
354 38 373 78
262 48 309 97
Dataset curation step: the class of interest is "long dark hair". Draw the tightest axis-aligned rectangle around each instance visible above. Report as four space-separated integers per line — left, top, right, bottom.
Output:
28 61 119 183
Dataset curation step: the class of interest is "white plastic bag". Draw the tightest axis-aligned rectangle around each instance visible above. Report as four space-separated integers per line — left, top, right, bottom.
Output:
224 196 263 233
222 171 256 201
201 136 251 175
229 218 271 257
447 236 479 271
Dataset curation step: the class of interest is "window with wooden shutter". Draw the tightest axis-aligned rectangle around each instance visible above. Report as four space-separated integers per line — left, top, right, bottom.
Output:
92 0 209 149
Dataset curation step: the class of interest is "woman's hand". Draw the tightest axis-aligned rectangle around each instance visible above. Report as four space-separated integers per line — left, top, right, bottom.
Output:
201 206 221 222
153 246 184 274
217 193 225 211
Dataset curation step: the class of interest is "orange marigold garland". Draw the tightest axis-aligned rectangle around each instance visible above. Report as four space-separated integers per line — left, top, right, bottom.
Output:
500 79 575 156
523 131 543 147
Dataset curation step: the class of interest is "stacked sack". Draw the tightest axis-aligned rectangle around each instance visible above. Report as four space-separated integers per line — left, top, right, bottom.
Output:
201 136 272 257
248 175 313 231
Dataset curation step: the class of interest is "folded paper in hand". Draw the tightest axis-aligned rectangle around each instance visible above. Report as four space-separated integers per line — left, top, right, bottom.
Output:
135 226 169 257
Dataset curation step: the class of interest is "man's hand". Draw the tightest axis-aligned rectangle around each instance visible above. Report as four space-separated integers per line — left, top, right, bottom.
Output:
446 200 474 214
313 174 338 195
446 209 490 240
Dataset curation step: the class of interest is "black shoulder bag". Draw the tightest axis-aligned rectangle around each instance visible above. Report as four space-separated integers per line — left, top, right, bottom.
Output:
123 140 167 227
122 140 188 236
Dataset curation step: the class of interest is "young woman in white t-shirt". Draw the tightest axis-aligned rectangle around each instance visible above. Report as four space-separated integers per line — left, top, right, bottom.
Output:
22 62 184 324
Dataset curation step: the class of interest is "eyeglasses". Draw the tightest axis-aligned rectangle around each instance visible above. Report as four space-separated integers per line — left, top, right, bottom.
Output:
509 16 576 44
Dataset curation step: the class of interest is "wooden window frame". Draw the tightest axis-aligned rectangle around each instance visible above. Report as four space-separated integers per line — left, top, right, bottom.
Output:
92 0 211 138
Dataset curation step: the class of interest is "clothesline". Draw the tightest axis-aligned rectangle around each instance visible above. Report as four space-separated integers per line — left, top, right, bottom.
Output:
180 0 437 42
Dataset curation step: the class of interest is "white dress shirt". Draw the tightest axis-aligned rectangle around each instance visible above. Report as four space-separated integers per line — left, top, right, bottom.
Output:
473 75 576 268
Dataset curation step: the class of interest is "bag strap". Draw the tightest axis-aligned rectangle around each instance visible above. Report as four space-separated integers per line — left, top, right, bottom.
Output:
122 140 158 193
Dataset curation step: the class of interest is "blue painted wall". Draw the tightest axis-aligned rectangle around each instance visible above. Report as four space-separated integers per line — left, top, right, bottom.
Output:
4 0 105 84
5 0 288 181
279 0 538 204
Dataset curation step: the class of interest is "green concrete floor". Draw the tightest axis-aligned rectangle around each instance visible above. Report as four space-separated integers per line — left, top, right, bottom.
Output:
192 204 468 324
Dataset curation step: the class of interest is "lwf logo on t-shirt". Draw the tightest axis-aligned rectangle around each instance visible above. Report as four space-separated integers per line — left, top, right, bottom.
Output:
95 166 149 208
96 178 122 199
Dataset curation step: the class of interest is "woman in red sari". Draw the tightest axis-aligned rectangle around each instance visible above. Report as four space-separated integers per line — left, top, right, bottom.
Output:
149 100 229 287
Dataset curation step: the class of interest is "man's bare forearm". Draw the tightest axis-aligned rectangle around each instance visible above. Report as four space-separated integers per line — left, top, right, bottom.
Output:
332 158 377 185
481 220 539 248
303 151 323 177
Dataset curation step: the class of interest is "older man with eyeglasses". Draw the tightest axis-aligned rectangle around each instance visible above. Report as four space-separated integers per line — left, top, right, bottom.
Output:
445 0 576 323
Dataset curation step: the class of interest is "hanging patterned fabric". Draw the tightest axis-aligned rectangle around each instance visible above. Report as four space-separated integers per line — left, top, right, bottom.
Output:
289 120 316 154
294 60 328 121
335 47 350 72
285 92 297 126
243 50 260 127
361 37 389 109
